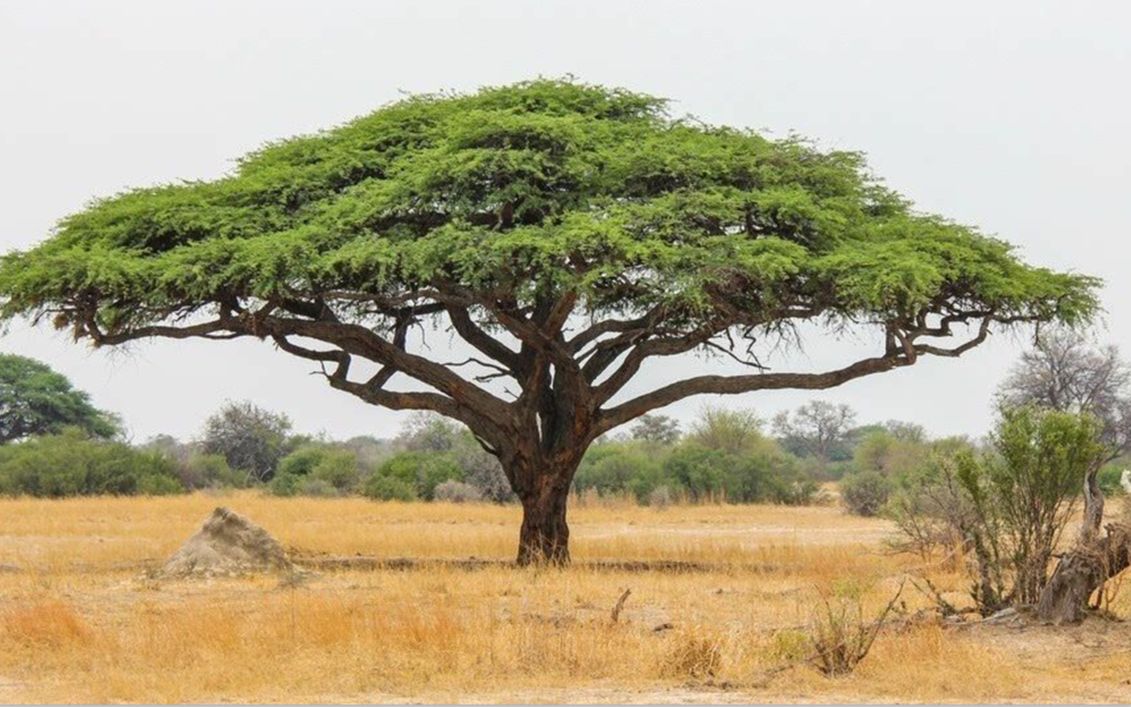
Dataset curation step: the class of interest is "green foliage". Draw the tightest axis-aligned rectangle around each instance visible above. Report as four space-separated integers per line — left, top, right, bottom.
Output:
268 472 302 497
181 453 245 490
688 407 765 455
396 413 513 502
890 406 1107 613
577 407 818 506
840 471 893 517
362 472 417 502
310 450 361 492
852 429 926 480
982 407 1102 505
956 406 1106 609
272 444 362 496
1098 462 1127 497
0 428 184 497
0 354 119 444
575 442 663 499
276 445 327 478
660 441 814 505
0 80 1097 351
370 451 463 501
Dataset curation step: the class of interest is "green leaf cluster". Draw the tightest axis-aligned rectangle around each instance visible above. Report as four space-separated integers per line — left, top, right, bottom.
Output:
0 354 120 443
0 79 1098 334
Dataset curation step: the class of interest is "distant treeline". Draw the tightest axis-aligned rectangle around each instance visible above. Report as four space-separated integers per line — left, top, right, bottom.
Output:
1 352 1127 511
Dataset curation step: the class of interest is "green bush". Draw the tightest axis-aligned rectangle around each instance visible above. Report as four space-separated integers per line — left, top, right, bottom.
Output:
137 473 185 495
840 471 892 516
1098 464 1127 497
374 451 462 500
660 440 816 505
182 453 247 489
958 407 1105 609
853 430 927 482
271 445 362 496
575 442 666 499
268 472 302 497
277 445 327 478
310 450 360 492
362 472 417 501
0 428 185 497
768 474 821 506
662 444 727 501
297 477 339 497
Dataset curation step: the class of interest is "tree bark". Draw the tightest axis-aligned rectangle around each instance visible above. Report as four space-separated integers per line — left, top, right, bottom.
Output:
1036 524 1131 624
1079 465 1105 544
516 473 573 566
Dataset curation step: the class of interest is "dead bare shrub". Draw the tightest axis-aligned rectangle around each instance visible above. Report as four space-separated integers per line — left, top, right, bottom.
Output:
647 485 673 509
807 579 904 677
432 480 484 503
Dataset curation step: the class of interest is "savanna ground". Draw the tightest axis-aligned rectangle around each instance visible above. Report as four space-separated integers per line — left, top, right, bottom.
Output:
1 492 1129 703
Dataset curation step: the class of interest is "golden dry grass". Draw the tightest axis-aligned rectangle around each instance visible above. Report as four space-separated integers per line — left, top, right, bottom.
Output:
0 492 1128 703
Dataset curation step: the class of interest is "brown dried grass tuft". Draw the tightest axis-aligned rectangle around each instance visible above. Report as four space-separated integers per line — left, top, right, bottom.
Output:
3 600 92 648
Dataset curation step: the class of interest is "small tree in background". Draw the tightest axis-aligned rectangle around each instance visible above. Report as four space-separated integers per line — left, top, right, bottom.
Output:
395 412 462 453
936 407 1103 610
341 435 394 470
852 427 928 480
201 401 292 483
997 328 1130 543
630 414 682 445
0 354 120 443
689 407 764 455
773 401 857 463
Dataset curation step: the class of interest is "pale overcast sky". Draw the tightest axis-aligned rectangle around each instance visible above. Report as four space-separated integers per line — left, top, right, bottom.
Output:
1 1 1128 443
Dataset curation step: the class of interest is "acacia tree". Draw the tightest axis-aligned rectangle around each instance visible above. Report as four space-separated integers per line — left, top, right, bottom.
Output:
0 81 1098 564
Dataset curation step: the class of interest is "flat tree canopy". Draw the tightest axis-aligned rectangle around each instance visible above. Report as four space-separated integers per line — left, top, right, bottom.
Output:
0 80 1099 563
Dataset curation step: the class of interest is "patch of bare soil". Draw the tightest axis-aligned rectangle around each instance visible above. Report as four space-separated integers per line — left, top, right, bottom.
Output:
968 610 1131 661
954 611 1131 701
287 551 725 574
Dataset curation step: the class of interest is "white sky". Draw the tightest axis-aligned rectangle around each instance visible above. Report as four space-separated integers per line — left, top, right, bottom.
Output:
1 0 1128 443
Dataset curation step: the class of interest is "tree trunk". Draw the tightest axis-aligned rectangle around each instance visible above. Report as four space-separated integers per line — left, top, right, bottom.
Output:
517 482 571 566
1036 524 1131 624
1079 465 1105 545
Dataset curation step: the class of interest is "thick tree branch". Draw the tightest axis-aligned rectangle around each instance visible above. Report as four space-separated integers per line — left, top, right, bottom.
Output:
595 350 912 435
444 304 522 371
593 315 998 435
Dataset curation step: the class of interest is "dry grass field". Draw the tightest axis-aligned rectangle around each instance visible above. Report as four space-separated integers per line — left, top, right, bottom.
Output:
1 492 1129 703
